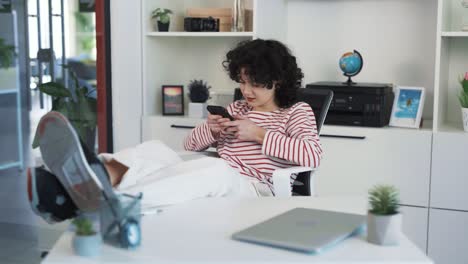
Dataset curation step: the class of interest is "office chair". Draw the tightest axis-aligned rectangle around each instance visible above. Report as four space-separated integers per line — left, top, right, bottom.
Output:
233 88 333 196
289 88 333 196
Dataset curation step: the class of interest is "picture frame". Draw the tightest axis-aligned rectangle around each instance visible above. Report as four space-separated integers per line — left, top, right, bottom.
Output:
389 86 425 128
162 85 184 115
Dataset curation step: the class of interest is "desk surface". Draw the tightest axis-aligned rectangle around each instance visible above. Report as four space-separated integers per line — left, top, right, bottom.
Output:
44 196 432 264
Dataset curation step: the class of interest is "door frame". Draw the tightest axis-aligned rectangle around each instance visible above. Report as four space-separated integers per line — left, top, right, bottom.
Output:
95 0 113 153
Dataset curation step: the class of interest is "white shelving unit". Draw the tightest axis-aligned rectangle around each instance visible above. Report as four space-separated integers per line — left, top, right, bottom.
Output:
434 0 468 133
140 0 287 117
146 32 254 37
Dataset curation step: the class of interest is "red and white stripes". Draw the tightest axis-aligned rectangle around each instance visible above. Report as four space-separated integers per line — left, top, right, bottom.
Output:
184 100 323 188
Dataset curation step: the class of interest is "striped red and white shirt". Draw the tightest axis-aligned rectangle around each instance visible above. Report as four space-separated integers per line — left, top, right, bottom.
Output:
184 100 323 189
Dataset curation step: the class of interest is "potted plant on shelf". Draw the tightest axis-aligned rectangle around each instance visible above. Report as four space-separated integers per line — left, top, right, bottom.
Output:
188 79 211 118
367 184 402 246
151 8 173 32
32 67 97 151
458 72 468 132
72 216 101 257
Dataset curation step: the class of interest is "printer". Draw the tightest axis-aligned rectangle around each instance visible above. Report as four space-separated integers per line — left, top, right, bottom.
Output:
305 82 394 127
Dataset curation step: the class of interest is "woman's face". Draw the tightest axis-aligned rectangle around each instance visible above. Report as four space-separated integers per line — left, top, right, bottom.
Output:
239 70 277 111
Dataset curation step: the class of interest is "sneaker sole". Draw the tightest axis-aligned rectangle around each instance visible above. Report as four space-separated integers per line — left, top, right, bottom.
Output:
38 111 102 212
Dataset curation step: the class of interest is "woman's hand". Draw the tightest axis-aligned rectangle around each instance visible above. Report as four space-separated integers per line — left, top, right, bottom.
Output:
222 116 266 143
207 114 230 139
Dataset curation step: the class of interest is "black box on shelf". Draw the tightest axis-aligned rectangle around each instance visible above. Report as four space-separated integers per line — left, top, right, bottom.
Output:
305 82 394 127
184 17 219 32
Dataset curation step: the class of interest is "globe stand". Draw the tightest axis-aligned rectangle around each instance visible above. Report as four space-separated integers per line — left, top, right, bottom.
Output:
344 76 357 85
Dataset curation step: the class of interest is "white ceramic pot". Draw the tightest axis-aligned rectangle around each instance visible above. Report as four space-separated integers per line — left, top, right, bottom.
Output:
72 233 102 257
189 102 207 118
367 212 402 246
462 107 468 132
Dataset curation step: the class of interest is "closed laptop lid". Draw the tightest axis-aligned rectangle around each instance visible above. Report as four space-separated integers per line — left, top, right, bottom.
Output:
232 207 366 254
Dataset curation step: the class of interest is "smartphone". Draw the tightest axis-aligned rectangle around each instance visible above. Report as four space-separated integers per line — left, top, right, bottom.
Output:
206 105 235 121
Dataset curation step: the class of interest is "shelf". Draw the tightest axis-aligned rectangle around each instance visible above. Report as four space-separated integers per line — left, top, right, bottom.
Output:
0 89 18 95
437 121 468 133
322 120 434 137
441 31 468 37
146 32 254 37
0 161 21 171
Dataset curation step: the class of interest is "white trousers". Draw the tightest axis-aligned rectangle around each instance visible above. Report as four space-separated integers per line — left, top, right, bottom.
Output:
98 141 272 209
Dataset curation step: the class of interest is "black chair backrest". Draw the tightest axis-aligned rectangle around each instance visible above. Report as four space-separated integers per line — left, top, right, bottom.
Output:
296 88 333 134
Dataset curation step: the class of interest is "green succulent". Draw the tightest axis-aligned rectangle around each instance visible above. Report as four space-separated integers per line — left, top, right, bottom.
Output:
458 74 468 108
72 217 96 236
151 8 173 24
368 184 400 215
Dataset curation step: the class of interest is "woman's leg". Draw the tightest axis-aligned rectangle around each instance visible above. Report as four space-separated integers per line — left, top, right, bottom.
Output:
121 157 259 208
98 140 182 189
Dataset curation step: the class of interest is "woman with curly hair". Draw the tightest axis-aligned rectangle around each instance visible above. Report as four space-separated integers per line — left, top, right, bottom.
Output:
185 39 323 195
30 40 323 223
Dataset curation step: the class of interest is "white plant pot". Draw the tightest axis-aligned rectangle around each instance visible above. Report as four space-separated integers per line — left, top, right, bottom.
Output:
367 212 402 246
462 107 468 132
189 102 208 118
72 233 102 257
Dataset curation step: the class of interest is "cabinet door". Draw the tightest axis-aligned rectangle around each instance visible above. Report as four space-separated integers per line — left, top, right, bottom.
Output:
428 209 468 264
400 206 428 253
315 126 432 207
431 133 468 211
142 116 205 152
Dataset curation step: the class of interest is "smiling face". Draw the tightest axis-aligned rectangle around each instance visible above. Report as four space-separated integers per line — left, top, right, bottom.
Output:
239 69 278 112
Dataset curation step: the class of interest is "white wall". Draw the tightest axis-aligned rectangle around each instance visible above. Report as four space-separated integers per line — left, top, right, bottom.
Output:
286 0 438 120
110 0 143 151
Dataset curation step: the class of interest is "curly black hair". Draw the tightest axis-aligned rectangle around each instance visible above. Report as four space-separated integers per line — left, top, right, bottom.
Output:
222 39 304 108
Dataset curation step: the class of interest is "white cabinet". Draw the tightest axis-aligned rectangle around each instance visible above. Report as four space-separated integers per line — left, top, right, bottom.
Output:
428 209 468 264
431 132 468 211
142 116 204 151
401 206 429 253
315 125 432 207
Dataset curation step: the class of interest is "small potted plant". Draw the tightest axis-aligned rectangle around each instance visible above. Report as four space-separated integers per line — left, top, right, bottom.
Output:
367 184 402 246
151 8 173 32
72 217 101 257
188 79 211 118
458 72 468 132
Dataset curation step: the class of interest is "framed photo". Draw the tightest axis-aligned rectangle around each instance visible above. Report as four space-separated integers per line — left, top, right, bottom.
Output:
389 86 425 128
162 85 184 115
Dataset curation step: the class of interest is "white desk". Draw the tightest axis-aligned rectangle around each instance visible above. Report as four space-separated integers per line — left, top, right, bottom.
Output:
44 196 432 263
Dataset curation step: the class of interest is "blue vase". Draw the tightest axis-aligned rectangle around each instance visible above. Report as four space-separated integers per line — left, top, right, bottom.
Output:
72 233 102 257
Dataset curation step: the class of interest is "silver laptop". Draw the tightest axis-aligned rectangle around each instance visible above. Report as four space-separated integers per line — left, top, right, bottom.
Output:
232 207 366 254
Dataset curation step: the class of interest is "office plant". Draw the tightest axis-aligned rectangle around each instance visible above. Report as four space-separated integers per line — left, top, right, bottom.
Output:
459 72 468 132
151 8 173 32
367 184 402 246
188 79 211 118
32 67 97 151
72 216 101 257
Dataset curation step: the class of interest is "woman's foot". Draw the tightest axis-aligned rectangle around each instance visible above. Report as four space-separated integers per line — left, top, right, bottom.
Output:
37 111 114 212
